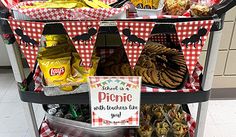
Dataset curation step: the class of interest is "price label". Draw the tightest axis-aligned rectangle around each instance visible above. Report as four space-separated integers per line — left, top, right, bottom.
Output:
89 76 141 127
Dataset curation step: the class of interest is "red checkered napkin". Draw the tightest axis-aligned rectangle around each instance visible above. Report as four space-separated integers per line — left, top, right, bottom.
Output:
8 20 45 71
62 21 100 69
175 20 214 75
116 21 155 69
13 1 128 20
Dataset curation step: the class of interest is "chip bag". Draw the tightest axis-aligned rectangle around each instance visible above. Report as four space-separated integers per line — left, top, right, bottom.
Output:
38 57 71 87
71 52 100 83
45 34 68 47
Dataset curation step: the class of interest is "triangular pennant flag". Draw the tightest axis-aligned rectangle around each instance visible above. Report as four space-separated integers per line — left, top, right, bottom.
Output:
8 20 45 72
62 21 100 69
117 21 155 69
175 20 214 75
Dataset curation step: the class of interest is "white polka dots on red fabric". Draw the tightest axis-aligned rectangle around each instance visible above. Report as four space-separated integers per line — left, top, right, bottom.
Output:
117 21 155 69
175 20 214 75
8 20 44 72
62 21 100 69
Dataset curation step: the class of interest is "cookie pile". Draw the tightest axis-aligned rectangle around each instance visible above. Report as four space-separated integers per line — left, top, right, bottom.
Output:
103 42 187 89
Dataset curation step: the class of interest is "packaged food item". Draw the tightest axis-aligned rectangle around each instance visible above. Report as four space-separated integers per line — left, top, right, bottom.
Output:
190 3 212 17
152 0 160 9
172 122 188 137
71 52 100 83
163 0 191 15
20 0 111 9
45 34 68 47
38 56 71 87
155 121 170 137
137 124 153 137
131 0 144 8
143 0 152 9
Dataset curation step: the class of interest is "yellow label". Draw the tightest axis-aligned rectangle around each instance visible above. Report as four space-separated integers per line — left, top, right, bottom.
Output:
38 57 71 86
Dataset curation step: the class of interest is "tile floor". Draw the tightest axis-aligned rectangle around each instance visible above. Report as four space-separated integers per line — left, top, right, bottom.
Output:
0 68 236 137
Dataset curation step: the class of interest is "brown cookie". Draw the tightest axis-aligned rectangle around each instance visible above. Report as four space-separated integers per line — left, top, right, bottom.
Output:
121 64 129 76
111 65 118 76
138 67 149 83
114 64 122 76
142 69 155 85
165 70 183 83
147 69 160 85
159 71 174 88
168 67 186 77
162 71 181 87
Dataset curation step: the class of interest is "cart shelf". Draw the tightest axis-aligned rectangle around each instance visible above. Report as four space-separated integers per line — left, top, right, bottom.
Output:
19 88 210 104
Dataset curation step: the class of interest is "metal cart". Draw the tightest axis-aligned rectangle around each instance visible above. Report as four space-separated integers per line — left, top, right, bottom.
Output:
1 0 236 136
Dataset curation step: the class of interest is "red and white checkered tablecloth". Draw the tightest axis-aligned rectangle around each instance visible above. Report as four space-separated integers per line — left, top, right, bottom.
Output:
175 20 214 75
116 21 155 69
12 1 128 20
8 20 45 71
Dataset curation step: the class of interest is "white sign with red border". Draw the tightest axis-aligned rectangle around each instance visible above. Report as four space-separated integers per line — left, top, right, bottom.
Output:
88 76 141 127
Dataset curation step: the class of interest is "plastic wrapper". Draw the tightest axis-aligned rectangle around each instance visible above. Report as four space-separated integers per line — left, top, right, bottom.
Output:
163 0 191 15
71 52 100 83
38 56 71 87
190 3 212 17
45 34 68 47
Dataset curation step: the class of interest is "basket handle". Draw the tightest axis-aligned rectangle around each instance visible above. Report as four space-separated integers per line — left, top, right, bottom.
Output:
212 0 236 16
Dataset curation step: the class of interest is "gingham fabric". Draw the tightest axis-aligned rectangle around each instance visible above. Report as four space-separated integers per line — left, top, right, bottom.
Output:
40 113 195 137
8 20 45 71
96 48 116 63
62 21 100 69
116 21 155 69
12 1 129 20
1 0 19 9
175 20 214 75
33 63 43 92
149 33 179 45
92 111 139 127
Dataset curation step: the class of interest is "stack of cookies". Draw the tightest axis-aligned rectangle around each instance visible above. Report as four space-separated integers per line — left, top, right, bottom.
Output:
103 42 187 89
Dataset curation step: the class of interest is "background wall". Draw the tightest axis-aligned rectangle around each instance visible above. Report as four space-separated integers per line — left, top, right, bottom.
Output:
199 6 236 88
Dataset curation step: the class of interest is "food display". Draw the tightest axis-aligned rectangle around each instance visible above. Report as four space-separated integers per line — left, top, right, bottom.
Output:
38 34 100 91
45 104 91 123
102 42 187 89
190 3 212 17
20 0 111 9
163 0 191 16
138 104 189 137
130 0 162 9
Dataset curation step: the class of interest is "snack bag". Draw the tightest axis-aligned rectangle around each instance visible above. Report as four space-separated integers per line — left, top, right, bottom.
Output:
45 34 68 47
38 57 71 87
131 0 143 8
39 52 71 59
71 52 100 82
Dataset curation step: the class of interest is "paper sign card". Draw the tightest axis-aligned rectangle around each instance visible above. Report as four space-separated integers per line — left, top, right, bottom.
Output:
89 76 141 127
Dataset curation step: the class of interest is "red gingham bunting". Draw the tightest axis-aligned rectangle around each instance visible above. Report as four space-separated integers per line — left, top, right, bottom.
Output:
175 20 213 75
8 20 45 71
116 21 155 69
1 0 19 9
62 21 100 69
